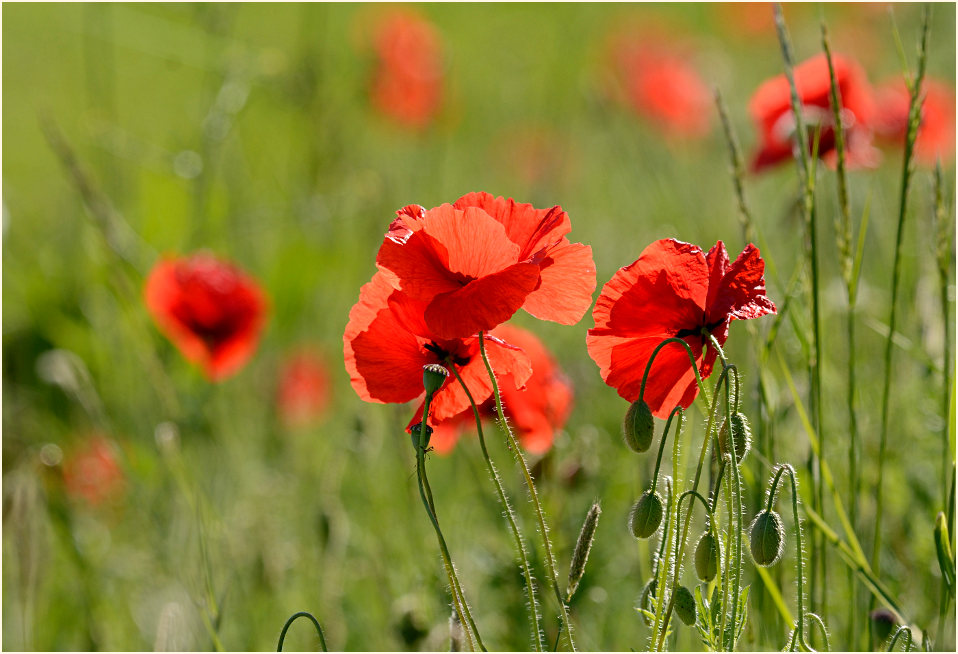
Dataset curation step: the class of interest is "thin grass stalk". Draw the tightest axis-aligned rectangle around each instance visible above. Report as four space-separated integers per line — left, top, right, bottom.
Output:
873 4 931 578
773 4 826 623
415 390 483 652
714 87 755 245
477 332 574 652
447 363 544 651
933 163 953 508
276 611 327 652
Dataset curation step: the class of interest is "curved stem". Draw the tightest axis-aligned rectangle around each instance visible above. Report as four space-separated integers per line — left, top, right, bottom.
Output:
276 611 327 652
767 464 811 652
478 332 574 652
887 625 913 652
447 362 543 651
416 391 483 651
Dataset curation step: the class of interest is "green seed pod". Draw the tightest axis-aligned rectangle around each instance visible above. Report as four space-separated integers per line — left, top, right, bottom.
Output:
629 490 664 539
694 531 723 582
673 585 697 626
718 412 752 463
623 399 654 453
422 364 450 395
639 578 657 626
409 422 433 450
749 509 786 566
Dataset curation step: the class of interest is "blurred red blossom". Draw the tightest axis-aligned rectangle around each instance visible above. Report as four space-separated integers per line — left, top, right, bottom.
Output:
371 9 444 128
407 323 574 455
610 34 713 137
873 77 956 165
63 436 125 506
277 349 332 429
376 193 595 340
145 253 268 381
343 272 532 424
587 239 775 418
749 53 879 171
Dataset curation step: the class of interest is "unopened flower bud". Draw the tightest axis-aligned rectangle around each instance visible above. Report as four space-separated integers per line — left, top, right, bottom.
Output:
673 585 697 626
409 422 433 450
639 578 657 626
869 608 897 645
718 412 752 463
422 364 449 396
623 399 654 453
694 531 722 582
629 490 664 539
749 509 786 566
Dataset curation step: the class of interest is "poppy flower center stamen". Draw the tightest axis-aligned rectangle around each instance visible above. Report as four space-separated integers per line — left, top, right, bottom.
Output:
423 341 470 367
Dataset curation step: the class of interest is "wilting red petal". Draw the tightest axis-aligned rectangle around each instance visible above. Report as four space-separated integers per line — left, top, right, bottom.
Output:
522 241 597 325
706 243 777 323
424 262 540 339
144 254 267 381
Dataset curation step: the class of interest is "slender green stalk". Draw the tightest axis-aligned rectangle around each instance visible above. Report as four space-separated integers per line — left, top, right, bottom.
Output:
276 611 327 652
722 371 745 652
933 163 953 508
415 390 483 652
650 477 679 650
714 87 755 245
447 363 543 651
478 332 574 652
874 4 931 577
887 626 913 652
766 465 811 652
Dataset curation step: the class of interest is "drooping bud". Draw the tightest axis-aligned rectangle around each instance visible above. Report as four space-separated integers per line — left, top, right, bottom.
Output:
638 578 657 626
623 399 654 453
409 422 433 450
629 490 664 539
749 509 786 566
694 531 723 582
718 412 752 463
422 364 449 396
673 585 697 626
869 608 897 646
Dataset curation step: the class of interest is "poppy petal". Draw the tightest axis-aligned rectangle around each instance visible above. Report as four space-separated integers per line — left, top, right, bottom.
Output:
603 335 704 418
521 241 597 325
707 244 777 323
705 241 730 312
454 192 571 260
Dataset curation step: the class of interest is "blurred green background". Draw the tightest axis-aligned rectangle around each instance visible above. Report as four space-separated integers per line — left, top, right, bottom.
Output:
3 2 955 651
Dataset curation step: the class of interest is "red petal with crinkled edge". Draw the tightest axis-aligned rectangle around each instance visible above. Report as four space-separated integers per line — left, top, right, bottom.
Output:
706 244 777 323
454 192 571 260
521 241 597 325
704 241 730 312
424 262 540 339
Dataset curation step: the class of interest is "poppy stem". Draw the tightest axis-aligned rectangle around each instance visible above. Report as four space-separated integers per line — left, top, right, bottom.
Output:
478 332 576 652
276 611 327 652
415 390 484 652
650 407 688 492
446 362 544 651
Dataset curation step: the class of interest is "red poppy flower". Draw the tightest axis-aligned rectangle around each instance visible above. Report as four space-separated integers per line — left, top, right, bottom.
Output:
749 53 879 172
63 436 125 506
277 349 332 429
145 253 268 381
344 272 533 424
611 36 712 138
587 239 776 418
873 77 956 165
376 193 596 340
407 323 574 455
371 10 443 128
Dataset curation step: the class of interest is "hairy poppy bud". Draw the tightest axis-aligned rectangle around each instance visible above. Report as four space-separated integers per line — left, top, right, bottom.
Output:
749 509 786 566
409 422 433 450
623 399 655 452
629 490 664 539
694 531 722 582
673 585 697 626
718 412 751 463
422 364 449 396
639 578 657 626
869 608 897 645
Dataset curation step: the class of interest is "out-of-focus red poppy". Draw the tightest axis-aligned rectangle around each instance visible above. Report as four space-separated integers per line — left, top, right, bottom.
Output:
376 193 595 340
277 349 332 429
611 36 713 138
587 239 776 418
63 436 125 506
406 323 574 455
371 10 443 129
145 253 267 381
344 272 533 426
873 77 956 165
749 53 879 171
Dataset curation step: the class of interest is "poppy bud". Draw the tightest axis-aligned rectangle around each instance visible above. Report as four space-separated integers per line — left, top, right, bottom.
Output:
639 578 657 626
629 490 664 539
623 399 654 453
694 531 722 582
422 364 449 396
718 412 751 463
869 608 897 645
409 422 433 450
749 509 786 566
673 585 697 626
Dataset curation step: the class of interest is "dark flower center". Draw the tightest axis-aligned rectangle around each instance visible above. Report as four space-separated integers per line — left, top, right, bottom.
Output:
675 320 724 343
424 341 470 366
